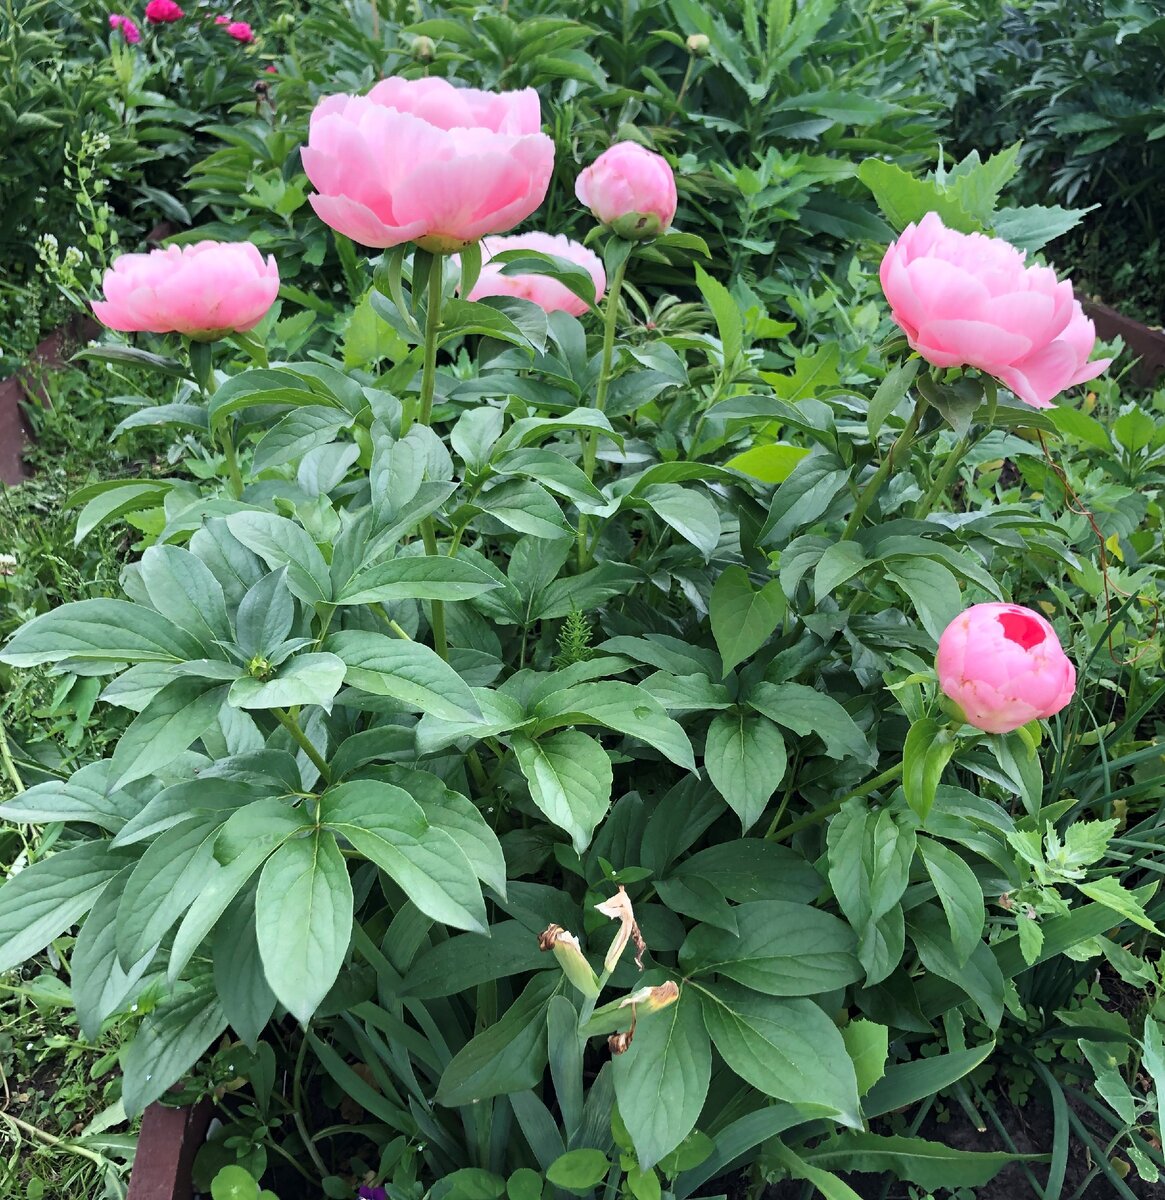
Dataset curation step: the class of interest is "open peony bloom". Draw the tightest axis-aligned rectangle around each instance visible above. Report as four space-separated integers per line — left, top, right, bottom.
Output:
109 13 141 41
575 141 677 240
466 232 605 315
226 20 254 40
144 0 184 22
92 241 279 340
880 212 1111 408
302 76 554 253
937 602 1076 734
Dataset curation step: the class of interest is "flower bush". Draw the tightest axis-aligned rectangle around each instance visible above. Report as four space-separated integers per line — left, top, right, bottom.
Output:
3 5 1165 1200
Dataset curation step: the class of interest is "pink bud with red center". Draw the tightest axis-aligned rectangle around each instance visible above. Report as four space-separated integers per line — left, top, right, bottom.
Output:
879 212 1111 408
466 232 605 316
109 13 142 42
575 141 677 240
227 20 254 41
144 0 184 22
92 241 279 341
936 602 1076 734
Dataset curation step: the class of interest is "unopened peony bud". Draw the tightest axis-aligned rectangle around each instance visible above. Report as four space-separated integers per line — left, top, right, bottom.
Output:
575 142 677 241
412 35 435 61
540 925 601 998
686 33 710 55
618 981 679 1015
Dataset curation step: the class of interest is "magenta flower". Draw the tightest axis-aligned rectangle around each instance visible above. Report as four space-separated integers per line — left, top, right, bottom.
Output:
575 141 677 240
358 1190 387 1200
880 213 1111 408
92 241 279 341
226 20 254 40
109 12 142 41
144 0 184 21
466 232 605 316
936 603 1076 734
214 13 231 22
302 76 554 252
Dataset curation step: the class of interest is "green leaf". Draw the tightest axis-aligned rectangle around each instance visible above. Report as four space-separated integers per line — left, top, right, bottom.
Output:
694 263 742 365
137 544 232 648
225 512 332 605
213 890 276 1049
842 1019 889 1097
0 598 205 668
546 1150 610 1191
0 761 138 832
479 479 573 540
699 984 860 1125
748 682 870 762
1140 1017 1165 1131
322 780 487 931
917 836 985 965
116 816 222 967
109 677 228 789
991 203 1090 253
704 712 786 833
868 359 921 440
512 730 612 853
864 1042 995 1117
758 454 848 545
909 906 1004 1027
211 1165 261 1200
884 557 963 643
0 843 131 974
1075 877 1161 934
613 985 710 1171
122 976 227 1115
709 566 786 676
532 681 695 772
436 972 558 1106
402 921 549 998
827 802 914 986
766 1142 863 1200
336 556 502 605
327 630 482 721
902 717 957 822
1047 403 1112 452
255 829 354 1023
724 444 810 485
252 408 351 473
805 1133 1036 1190
71 480 179 544
680 901 861 995
813 541 871 601
857 158 980 233
763 342 841 403
641 484 721 558
227 653 346 712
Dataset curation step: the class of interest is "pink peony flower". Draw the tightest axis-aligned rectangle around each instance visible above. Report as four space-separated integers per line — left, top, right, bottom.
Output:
575 141 677 240
92 241 279 340
214 13 231 22
144 0 184 22
109 12 142 41
466 232 605 316
936 602 1076 734
264 64 277 73
302 76 554 252
880 212 1111 408
226 20 254 40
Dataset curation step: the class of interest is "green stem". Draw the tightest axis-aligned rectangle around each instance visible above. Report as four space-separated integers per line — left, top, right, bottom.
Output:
839 394 928 541
291 1031 329 1178
416 255 449 659
766 760 906 844
0 1112 110 1167
273 707 331 785
0 721 24 794
913 430 975 520
219 427 245 500
578 252 631 570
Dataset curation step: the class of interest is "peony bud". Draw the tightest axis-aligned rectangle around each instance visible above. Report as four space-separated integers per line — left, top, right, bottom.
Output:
686 32 710 55
540 925 601 998
575 141 677 241
936 603 1076 734
412 35 435 61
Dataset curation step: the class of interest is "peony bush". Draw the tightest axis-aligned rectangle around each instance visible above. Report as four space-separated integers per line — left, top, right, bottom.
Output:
2 57 1159 1200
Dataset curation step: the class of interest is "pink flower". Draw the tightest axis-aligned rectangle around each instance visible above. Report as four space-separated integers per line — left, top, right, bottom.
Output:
936 603 1076 734
109 12 142 41
880 213 1111 408
264 64 277 73
226 20 254 40
92 241 279 341
214 13 231 23
302 77 554 252
466 232 605 316
144 0 184 22
575 141 677 240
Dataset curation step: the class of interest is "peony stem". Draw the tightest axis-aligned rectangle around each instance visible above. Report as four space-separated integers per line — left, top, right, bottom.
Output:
191 339 244 501
416 254 449 660
577 252 630 570
839 393 927 541
219 428 245 501
914 429 975 520
273 707 331 785
765 760 906 844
